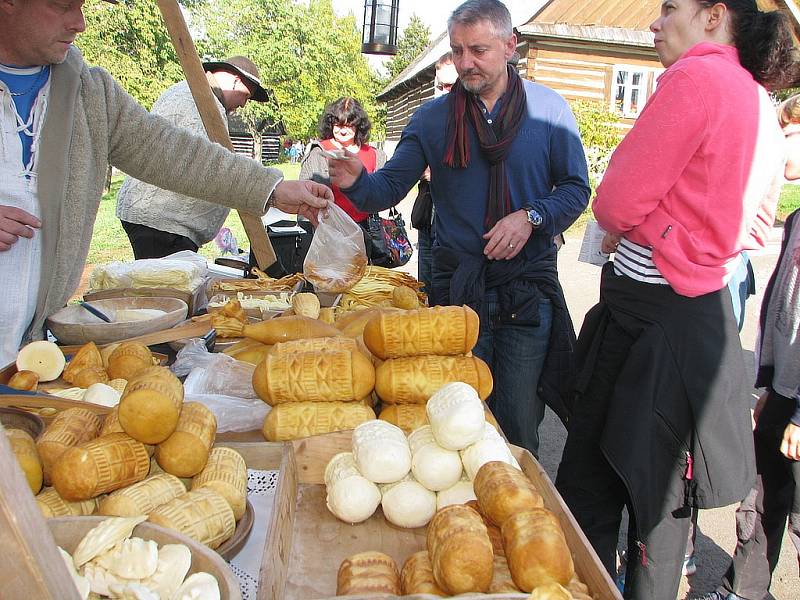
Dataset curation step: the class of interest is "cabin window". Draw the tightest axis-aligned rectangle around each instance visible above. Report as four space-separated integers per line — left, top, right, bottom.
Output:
611 66 650 118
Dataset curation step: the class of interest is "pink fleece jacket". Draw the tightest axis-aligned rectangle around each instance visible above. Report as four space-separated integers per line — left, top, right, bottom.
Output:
594 42 785 297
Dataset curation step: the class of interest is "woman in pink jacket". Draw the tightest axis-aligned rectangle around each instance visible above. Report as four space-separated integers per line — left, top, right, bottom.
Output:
555 1 798 598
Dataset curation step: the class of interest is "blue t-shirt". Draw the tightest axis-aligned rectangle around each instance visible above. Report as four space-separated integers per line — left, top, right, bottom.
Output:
0 63 51 169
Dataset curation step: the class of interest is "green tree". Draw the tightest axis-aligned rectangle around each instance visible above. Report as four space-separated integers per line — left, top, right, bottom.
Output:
385 15 431 80
189 0 383 141
77 0 183 108
569 100 622 193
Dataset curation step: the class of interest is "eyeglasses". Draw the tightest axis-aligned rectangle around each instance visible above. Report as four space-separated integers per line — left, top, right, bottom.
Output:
436 82 454 92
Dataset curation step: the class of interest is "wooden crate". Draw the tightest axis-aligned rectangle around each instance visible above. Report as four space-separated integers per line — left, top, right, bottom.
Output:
84 285 207 317
221 432 621 600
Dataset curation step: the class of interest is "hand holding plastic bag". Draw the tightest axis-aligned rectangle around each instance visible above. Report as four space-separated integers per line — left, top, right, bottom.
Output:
303 202 367 292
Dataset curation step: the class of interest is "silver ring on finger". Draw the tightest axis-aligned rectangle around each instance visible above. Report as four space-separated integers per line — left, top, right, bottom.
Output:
508 242 514 249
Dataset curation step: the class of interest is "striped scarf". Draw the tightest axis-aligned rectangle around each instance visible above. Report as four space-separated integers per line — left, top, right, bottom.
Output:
444 64 527 229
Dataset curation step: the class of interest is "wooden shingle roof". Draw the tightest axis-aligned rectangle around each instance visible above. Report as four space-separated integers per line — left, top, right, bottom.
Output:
532 0 658 30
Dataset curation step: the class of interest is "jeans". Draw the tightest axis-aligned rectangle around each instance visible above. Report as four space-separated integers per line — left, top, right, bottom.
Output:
417 228 433 296
472 291 552 457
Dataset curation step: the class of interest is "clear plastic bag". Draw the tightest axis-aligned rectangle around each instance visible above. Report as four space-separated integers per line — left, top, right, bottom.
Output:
88 250 208 293
172 339 258 399
303 202 368 292
172 340 269 432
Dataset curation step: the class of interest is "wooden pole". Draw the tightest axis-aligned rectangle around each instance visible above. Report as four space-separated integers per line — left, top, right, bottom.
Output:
0 423 81 599
155 0 277 270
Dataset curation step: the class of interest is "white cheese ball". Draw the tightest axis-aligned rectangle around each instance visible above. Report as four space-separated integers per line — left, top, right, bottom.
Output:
352 420 411 483
380 475 437 528
426 382 486 450
324 452 381 523
460 423 519 480
436 478 478 510
408 426 463 491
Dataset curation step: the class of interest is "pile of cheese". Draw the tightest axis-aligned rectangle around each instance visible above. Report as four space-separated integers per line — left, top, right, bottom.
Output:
88 258 206 294
59 515 221 600
324 382 519 528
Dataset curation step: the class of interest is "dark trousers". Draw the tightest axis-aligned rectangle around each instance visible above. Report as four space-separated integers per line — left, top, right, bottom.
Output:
121 220 198 260
556 317 691 600
721 390 800 600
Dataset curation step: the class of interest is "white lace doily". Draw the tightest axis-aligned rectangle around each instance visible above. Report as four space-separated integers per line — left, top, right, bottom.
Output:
229 469 279 600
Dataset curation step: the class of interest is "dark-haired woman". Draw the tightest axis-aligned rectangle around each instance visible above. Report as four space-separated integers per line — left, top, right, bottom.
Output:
555 1 798 598
299 97 386 258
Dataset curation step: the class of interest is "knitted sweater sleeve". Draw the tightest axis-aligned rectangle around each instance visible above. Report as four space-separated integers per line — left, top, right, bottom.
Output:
95 69 281 215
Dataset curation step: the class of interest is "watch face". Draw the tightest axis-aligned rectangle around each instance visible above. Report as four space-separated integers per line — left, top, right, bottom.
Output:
527 208 542 227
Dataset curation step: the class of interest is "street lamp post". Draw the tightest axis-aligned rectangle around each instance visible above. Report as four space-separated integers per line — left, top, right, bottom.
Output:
361 0 399 55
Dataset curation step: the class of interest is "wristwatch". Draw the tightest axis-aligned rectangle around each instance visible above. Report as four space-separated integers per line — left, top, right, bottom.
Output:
521 205 543 228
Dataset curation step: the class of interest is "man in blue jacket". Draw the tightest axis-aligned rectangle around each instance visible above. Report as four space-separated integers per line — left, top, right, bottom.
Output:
329 0 590 456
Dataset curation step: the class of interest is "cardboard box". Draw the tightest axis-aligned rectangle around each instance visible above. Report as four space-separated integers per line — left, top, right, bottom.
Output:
219 431 621 600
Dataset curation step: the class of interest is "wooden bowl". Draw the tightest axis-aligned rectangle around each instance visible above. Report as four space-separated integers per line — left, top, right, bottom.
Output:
0 406 45 439
46 297 189 345
48 516 242 600
217 500 255 561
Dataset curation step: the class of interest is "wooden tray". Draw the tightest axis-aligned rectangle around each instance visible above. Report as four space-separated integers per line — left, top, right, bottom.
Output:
220 432 622 600
0 394 113 424
48 516 242 600
218 499 255 561
0 407 45 439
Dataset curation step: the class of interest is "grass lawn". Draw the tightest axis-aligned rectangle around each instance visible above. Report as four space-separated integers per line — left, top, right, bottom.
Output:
88 167 800 264
88 162 301 264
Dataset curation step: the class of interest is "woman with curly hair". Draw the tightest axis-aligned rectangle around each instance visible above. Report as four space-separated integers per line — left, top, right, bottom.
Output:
300 96 386 227
554 1 798 598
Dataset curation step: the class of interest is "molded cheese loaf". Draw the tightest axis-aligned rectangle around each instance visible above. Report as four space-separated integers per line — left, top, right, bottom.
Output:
101 407 155 456
119 366 184 444
252 348 375 405
426 504 494 595
376 355 493 404
324 452 381 524
379 404 428 432
426 382 486 450
351 420 411 484
148 488 235 550
191 447 248 520
62 342 103 384
474 460 543 527
37 407 102 483
98 473 186 517
155 402 217 478
502 508 574 591
107 342 153 381
401 551 446 596
337 551 401 597
363 305 480 359
262 401 375 441
52 432 150 501
408 426 463 492
269 336 358 356
7 428 43 494
36 487 100 517
241 315 340 345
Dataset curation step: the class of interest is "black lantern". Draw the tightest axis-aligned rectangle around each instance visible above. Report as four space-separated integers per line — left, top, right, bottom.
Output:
361 0 400 55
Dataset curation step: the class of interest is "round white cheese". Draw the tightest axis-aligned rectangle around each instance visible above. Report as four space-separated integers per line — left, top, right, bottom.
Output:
460 423 519 480
352 420 411 483
324 452 381 523
426 382 486 450
380 476 437 528
436 478 478 510
408 426 463 491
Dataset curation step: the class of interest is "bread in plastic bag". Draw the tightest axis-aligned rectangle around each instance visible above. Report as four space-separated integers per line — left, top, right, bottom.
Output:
303 202 368 293
88 251 207 293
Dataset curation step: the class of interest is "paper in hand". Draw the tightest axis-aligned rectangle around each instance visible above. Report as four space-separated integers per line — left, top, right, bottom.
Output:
578 220 611 266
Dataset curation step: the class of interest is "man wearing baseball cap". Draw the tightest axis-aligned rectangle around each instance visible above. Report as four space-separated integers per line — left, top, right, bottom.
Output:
0 0 331 367
117 55 277 259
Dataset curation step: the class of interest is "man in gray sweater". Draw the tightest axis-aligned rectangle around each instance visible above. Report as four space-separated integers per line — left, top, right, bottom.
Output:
0 0 331 366
117 56 273 259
